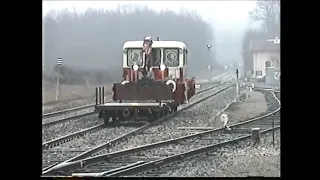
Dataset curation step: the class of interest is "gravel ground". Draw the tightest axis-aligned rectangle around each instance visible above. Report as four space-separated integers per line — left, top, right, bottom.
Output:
99 85 238 154
42 115 101 142
42 83 227 142
42 82 221 114
214 130 280 177
43 83 228 142
42 126 137 168
42 84 229 169
128 133 245 159
220 91 269 126
42 72 230 114
82 89 279 177
144 129 280 177
80 133 246 174
42 94 113 114
42 107 95 124
42 81 235 169
134 90 280 177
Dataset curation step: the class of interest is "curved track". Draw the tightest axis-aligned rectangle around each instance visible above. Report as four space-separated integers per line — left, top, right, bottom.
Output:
43 89 280 177
42 82 232 171
42 73 234 144
42 82 234 174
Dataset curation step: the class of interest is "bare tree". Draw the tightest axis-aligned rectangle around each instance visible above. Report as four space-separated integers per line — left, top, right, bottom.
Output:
249 0 280 37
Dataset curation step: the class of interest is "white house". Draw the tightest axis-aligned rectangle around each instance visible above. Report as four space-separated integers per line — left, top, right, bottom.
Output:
249 39 280 79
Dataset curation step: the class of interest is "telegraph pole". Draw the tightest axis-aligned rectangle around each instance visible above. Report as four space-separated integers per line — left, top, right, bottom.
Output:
55 58 62 101
236 69 239 96
207 44 212 78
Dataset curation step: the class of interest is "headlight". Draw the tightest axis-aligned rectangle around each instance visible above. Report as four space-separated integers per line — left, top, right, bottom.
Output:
127 49 142 66
130 52 140 63
166 51 177 62
159 64 166 71
132 64 139 71
164 49 179 67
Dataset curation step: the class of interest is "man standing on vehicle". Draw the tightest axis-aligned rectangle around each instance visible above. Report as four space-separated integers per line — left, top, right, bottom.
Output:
142 37 153 78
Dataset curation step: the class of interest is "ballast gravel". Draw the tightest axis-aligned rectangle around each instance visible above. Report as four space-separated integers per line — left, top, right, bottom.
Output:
42 94 113 114
140 130 280 177
42 126 136 168
42 115 101 142
42 82 220 114
134 90 280 177
128 133 245 159
42 82 233 169
83 133 246 174
42 107 95 124
220 91 269 126
100 86 238 154
214 131 280 177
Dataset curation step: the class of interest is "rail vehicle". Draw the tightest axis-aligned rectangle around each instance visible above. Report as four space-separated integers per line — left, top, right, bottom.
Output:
95 37 199 124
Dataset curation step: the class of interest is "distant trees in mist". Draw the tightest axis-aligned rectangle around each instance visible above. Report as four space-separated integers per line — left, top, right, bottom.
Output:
43 5 219 84
242 0 280 73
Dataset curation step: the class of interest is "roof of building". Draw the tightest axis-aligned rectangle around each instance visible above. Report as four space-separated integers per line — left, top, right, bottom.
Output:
249 40 280 52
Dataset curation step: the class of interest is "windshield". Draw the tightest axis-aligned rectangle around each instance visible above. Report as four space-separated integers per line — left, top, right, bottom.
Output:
163 48 179 67
127 48 161 67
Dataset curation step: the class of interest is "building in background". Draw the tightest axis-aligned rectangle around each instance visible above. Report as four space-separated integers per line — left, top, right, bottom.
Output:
248 39 280 79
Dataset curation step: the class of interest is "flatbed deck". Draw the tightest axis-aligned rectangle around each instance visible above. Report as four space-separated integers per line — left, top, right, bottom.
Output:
95 102 168 110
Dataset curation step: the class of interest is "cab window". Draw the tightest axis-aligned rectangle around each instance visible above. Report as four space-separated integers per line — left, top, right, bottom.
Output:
151 48 161 66
183 49 187 65
163 48 179 67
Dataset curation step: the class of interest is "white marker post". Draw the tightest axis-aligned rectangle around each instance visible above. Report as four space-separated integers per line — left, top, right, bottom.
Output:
55 58 62 101
220 113 231 130
243 79 249 101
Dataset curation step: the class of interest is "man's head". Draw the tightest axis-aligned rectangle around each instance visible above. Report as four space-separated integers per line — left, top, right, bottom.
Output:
144 37 153 44
144 36 152 41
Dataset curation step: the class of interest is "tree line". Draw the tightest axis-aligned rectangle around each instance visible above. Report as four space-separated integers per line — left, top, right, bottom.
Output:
43 5 218 85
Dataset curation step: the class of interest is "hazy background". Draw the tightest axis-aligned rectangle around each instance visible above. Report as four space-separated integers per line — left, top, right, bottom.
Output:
42 0 280 85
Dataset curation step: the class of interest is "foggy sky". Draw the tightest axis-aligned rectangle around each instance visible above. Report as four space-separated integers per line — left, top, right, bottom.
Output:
42 0 258 65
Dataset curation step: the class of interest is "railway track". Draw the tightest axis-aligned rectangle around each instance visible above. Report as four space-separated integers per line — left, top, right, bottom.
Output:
42 89 280 177
42 72 231 119
42 82 228 143
42 82 234 174
42 81 225 129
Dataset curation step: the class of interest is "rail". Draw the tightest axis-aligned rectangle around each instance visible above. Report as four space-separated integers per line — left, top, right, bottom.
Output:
42 82 225 128
42 83 233 175
43 90 280 176
108 127 280 177
42 73 230 118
